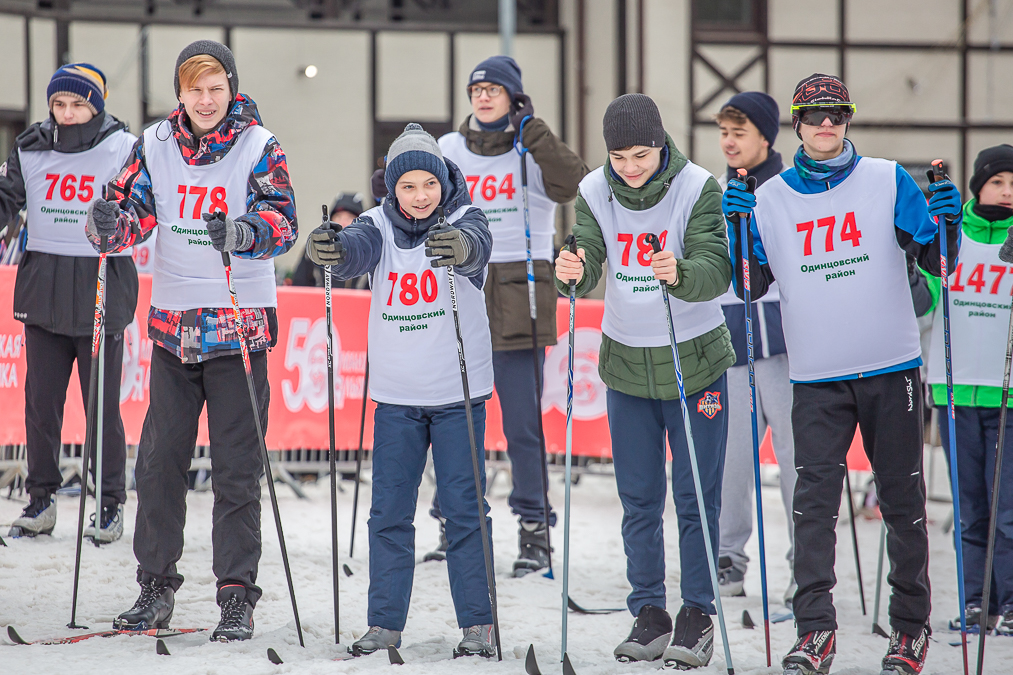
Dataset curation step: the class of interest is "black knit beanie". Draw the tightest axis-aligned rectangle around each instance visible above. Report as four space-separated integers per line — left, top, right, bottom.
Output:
603 94 665 152
970 144 1013 198
174 40 239 104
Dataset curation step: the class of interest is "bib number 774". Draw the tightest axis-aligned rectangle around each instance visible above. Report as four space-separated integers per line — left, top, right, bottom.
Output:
796 211 862 256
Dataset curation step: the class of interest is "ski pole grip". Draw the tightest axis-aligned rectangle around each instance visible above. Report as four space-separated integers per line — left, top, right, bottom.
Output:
645 232 662 254
221 251 231 267
99 235 108 255
735 168 757 220
565 234 577 255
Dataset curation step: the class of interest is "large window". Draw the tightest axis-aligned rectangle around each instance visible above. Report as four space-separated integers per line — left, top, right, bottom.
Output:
692 0 765 36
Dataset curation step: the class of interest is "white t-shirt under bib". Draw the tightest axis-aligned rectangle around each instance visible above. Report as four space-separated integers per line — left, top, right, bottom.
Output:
579 164 726 348
143 123 277 310
753 157 921 381
438 132 557 263
928 237 1012 388
366 205 494 407
19 129 137 257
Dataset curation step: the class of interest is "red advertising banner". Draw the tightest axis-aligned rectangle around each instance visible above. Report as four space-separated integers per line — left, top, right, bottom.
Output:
0 266 870 469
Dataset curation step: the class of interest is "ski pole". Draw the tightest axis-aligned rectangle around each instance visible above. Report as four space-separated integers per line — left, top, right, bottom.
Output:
974 234 1013 675
646 233 734 675
68 233 108 630
322 205 341 644
516 121 555 578
843 470 867 615
442 208 501 660
734 169 770 666
220 246 304 648
872 520 889 637
349 361 368 558
926 160 969 675
560 235 577 661
92 333 105 545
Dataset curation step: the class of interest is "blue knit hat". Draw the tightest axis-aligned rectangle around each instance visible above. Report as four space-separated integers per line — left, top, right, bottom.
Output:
721 91 779 147
468 55 523 99
384 123 452 199
48 63 107 116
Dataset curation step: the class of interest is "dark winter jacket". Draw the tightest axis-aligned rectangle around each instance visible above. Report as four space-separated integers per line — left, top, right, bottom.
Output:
454 114 588 351
1 111 139 335
555 134 735 399
104 95 298 363
328 158 492 291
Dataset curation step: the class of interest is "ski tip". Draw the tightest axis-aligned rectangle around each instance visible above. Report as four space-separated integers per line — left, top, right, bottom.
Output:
267 647 283 664
343 563 354 577
524 644 542 675
156 639 170 656
387 645 405 665
742 610 756 629
873 623 890 638
562 652 577 675
8 626 28 645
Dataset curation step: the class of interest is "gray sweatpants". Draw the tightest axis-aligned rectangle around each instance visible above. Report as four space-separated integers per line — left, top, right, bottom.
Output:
718 353 796 574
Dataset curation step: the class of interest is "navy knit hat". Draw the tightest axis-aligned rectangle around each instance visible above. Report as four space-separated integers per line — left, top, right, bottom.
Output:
468 56 523 99
721 91 779 147
384 123 452 199
48 63 107 116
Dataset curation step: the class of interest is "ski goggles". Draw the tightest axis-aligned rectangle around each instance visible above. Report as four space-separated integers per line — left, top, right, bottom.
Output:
791 103 856 126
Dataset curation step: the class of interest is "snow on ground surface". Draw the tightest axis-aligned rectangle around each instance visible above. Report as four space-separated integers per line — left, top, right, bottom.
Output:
2 447 1011 674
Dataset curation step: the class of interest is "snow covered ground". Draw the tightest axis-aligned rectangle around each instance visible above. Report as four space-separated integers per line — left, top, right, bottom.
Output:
2 448 1011 674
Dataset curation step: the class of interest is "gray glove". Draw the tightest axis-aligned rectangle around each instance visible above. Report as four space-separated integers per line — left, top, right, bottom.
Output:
86 198 121 245
203 211 253 253
425 226 471 268
306 224 345 266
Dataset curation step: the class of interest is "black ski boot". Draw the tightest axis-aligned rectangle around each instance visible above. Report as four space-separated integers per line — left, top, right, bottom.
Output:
211 585 255 642
717 555 745 597
782 630 835 674
8 488 56 537
423 520 449 562
880 626 929 674
997 608 1013 636
114 579 174 630
663 605 714 669
512 520 551 577
614 604 673 662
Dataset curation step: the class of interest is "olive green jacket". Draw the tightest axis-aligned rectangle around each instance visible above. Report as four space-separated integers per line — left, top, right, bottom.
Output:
555 135 735 398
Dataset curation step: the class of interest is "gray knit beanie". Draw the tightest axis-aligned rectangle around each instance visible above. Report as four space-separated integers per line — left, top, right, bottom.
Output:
174 40 239 104
384 123 452 198
603 93 665 151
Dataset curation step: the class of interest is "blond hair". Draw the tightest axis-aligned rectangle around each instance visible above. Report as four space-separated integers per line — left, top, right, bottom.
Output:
177 54 226 92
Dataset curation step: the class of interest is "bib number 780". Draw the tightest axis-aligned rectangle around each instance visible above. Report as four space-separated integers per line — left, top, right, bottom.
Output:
387 270 439 306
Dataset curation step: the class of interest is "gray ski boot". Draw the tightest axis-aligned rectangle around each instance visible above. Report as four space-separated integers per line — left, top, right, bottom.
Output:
351 626 401 656
423 520 449 562
8 488 56 537
663 605 714 669
84 503 124 544
454 624 496 658
717 556 745 597
614 604 673 662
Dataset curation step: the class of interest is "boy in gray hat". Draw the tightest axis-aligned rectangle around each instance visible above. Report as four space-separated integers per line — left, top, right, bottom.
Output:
306 123 499 658
554 93 734 669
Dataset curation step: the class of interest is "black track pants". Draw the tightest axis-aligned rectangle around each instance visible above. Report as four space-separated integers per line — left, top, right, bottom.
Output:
791 367 930 637
24 325 127 504
132 345 269 604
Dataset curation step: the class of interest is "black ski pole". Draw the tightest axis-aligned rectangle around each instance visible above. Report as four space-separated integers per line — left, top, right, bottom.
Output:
322 205 340 644
871 520 889 637
220 246 304 647
560 235 577 660
975 233 1013 675
442 211 502 660
349 360 369 558
517 129 555 578
68 233 108 630
843 470 866 615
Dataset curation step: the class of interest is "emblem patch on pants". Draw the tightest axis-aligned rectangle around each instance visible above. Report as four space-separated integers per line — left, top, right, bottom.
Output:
697 391 722 419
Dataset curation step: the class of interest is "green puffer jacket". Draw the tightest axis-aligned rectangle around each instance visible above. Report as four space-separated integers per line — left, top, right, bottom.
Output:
555 135 735 399
927 199 1013 408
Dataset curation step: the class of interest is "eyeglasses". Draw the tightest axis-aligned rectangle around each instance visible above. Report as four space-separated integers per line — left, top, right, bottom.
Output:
468 84 504 99
791 104 856 127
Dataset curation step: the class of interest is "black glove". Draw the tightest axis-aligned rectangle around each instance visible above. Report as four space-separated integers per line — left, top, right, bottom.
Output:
306 223 345 266
371 167 387 201
86 198 121 245
203 211 253 253
425 226 471 268
510 93 534 132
